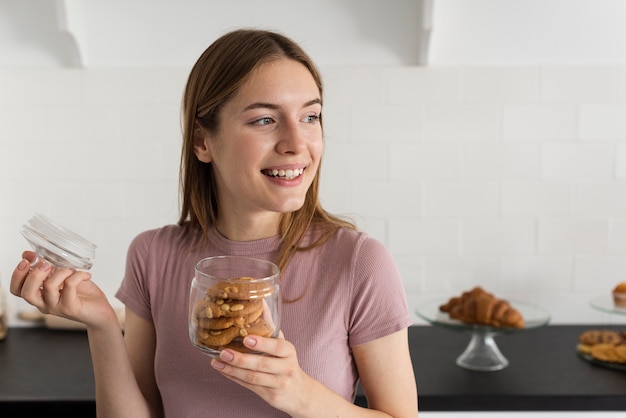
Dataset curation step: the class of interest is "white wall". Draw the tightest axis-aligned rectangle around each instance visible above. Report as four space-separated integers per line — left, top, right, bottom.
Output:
1 1 626 327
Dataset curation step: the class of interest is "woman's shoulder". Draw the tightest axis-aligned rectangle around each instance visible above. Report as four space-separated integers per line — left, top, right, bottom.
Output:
327 226 383 248
310 225 390 260
129 224 203 253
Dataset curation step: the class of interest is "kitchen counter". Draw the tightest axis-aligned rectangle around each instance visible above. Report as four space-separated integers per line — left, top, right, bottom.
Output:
1 325 625 416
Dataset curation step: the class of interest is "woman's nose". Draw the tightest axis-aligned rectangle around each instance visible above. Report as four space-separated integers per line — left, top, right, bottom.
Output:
276 120 307 154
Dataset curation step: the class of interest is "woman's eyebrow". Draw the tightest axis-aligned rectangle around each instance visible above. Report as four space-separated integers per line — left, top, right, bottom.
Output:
243 98 322 112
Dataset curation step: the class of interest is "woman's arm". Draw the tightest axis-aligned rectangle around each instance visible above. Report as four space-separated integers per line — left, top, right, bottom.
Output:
87 310 158 418
353 329 418 417
10 252 160 418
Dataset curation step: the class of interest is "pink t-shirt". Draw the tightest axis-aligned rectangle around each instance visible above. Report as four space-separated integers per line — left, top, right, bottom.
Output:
116 224 412 417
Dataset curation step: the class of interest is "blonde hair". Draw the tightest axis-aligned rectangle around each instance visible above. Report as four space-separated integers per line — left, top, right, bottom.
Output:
178 29 355 273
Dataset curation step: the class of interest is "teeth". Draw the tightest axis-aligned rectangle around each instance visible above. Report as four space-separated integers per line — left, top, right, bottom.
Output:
264 168 304 180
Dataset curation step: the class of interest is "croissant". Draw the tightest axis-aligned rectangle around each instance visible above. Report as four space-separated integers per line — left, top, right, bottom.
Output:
439 287 525 329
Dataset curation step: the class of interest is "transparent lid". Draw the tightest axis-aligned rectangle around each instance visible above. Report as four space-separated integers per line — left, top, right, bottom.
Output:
20 213 96 270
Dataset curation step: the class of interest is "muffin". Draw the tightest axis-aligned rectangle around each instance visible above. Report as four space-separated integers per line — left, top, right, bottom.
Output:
613 282 626 308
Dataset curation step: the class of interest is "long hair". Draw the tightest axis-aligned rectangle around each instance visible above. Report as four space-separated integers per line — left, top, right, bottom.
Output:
178 29 355 273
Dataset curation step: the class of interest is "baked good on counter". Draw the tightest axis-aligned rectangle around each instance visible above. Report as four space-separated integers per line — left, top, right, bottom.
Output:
612 282 626 308
439 286 525 329
577 329 626 364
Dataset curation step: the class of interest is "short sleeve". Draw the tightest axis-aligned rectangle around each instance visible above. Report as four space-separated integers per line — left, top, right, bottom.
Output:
348 236 412 347
115 229 156 322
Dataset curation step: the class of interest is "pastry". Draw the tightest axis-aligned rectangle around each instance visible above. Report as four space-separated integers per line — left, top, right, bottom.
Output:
439 287 525 329
612 282 626 308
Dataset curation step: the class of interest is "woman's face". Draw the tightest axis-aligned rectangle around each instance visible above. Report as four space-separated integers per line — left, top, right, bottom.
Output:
195 58 323 229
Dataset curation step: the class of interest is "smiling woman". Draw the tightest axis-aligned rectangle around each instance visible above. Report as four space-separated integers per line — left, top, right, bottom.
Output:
9 28 418 418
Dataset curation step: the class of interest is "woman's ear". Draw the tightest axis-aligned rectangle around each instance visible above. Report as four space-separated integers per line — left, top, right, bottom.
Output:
193 120 212 163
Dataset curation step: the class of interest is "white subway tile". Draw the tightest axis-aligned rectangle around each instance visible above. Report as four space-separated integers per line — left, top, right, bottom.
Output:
616 66 626 103
610 219 626 253
2 68 83 104
319 180 352 216
125 181 179 221
575 182 626 216
463 67 540 103
390 143 461 181
421 256 499 292
499 256 573 290
84 68 158 104
323 141 388 180
153 67 189 104
350 104 421 142
462 219 536 255
389 218 459 256
422 182 500 217
541 143 614 180
352 181 420 218
360 218 387 245
394 255 422 294
502 104 578 141
502 182 572 216
541 66 616 103
574 255 626 290
616 144 626 178
539 219 609 254
579 104 626 140
422 104 500 142
0 103 47 143
323 67 386 105
464 143 541 180
386 67 462 103
44 104 121 145
321 103 351 143
0 70 6 103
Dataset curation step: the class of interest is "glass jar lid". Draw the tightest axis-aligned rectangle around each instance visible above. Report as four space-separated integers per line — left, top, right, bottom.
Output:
21 213 96 270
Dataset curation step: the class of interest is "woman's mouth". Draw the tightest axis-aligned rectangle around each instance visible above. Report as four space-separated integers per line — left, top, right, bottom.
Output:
262 168 304 180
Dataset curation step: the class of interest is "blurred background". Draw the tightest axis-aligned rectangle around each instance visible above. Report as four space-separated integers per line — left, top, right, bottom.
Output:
2 0 626 326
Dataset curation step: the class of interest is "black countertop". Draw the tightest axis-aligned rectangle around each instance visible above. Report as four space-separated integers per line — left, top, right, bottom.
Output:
403 324 626 411
1 325 625 416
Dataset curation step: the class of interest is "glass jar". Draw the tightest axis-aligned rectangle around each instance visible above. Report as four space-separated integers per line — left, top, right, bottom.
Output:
20 213 96 270
189 256 281 357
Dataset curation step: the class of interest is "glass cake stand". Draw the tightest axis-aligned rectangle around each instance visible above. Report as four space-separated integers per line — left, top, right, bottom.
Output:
416 299 550 372
589 294 626 316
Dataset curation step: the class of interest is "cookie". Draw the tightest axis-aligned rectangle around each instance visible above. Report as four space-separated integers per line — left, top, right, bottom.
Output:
578 330 623 346
206 278 274 300
197 325 242 347
196 318 274 348
615 345 626 362
590 343 626 363
197 305 264 330
202 297 263 319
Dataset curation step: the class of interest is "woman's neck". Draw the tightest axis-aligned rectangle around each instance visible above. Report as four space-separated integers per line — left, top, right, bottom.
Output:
215 212 282 242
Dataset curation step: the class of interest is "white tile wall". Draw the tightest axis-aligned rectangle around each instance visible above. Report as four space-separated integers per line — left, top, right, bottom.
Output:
2 65 626 327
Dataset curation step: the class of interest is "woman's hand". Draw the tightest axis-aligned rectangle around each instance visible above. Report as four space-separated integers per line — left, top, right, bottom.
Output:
10 250 116 330
210 333 313 415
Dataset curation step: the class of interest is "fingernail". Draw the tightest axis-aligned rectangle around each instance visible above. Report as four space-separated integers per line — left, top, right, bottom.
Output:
38 261 51 271
220 350 234 362
244 336 257 347
17 260 28 271
211 359 225 370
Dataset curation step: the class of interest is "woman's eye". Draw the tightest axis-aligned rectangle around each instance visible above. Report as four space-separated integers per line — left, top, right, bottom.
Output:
253 117 274 126
303 114 320 123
